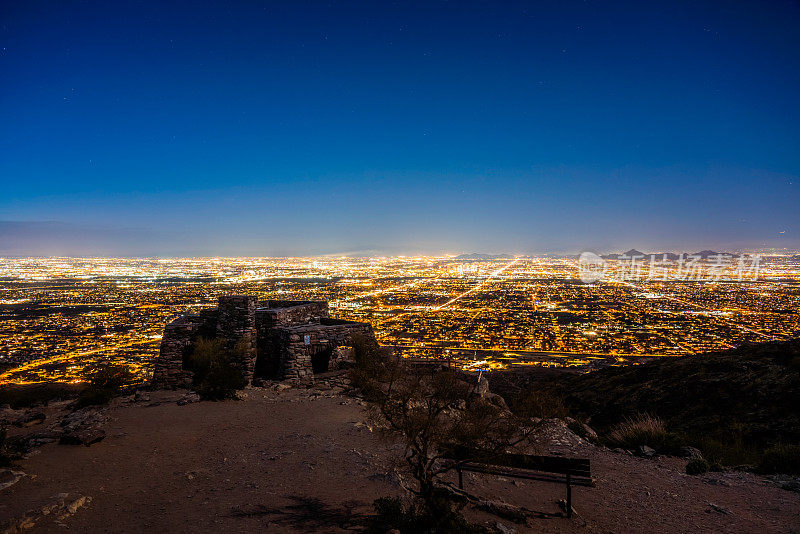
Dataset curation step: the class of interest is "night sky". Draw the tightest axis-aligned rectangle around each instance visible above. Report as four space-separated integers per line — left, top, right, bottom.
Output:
2 1 798 256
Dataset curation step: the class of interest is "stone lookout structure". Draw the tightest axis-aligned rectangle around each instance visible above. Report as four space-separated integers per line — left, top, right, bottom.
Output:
151 296 375 389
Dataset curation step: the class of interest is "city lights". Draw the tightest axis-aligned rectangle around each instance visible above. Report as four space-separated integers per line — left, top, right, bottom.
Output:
1 254 798 385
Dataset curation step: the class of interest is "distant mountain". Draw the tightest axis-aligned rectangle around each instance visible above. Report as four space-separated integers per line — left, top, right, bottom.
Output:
692 250 739 259
600 249 737 260
600 249 645 260
623 249 646 257
654 252 680 260
455 253 513 260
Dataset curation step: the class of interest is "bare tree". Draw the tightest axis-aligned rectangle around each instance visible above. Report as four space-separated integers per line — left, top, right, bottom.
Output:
350 337 535 529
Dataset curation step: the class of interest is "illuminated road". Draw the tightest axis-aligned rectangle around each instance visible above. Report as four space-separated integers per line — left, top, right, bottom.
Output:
433 258 519 311
0 338 159 385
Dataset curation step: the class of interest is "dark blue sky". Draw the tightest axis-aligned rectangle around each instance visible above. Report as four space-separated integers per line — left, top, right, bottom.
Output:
2 1 798 256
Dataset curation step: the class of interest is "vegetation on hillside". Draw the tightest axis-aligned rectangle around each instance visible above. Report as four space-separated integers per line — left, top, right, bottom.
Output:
504 340 800 472
75 362 138 408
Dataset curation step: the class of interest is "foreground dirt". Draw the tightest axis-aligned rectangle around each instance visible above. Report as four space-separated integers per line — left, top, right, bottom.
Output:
2 384 799 533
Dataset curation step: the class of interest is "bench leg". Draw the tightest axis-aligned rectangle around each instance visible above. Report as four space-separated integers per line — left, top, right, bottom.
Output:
457 467 463 489
566 473 572 518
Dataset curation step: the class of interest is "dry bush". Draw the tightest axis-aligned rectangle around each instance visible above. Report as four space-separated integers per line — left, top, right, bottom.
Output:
350 337 535 531
605 413 679 451
686 457 710 475
759 443 800 475
75 362 137 408
186 337 248 400
512 388 569 419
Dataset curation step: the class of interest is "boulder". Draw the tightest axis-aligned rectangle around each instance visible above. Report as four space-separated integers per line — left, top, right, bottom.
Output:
177 392 201 405
25 430 61 447
579 423 598 442
566 420 598 442
60 409 103 432
535 418 586 448
637 445 656 458
60 427 105 446
1 408 45 427
678 446 704 460
0 469 25 491
13 411 46 427
485 392 509 411
494 521 517 534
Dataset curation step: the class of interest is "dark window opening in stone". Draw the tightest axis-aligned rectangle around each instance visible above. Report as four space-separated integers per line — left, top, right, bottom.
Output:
181 344 195 371
254 350 280 380
311 346 333 374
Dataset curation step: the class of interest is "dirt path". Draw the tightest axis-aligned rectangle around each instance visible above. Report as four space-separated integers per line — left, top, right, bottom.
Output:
2 385 798 533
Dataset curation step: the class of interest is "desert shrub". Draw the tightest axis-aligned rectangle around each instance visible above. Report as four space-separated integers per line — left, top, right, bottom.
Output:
686 458 710 475
353 346 532 531
75 362 137 408
369 496 407 532
512 388 569 419
368 495 487 534
349 334 385 392
692 434 760 467
186 338 247 400
759 443 800 475
605 413 683 453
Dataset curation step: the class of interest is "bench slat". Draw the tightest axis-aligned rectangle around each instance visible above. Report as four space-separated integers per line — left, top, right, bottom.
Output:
457 462 594 487
443 447 591 477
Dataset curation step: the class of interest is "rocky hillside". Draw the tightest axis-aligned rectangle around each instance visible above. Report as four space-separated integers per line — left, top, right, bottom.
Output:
498 340 800 461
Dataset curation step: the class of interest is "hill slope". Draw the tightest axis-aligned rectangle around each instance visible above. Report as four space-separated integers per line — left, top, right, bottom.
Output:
505 340 800 461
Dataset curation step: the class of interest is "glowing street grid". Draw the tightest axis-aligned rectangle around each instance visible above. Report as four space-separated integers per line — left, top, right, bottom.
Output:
1 255 798 385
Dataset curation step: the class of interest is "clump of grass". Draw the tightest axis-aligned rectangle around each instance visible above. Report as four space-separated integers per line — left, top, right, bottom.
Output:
368 496 487 534
512 388 569 419
686 458 710 475
75 362 137 408
759 443 800 475
186 338 248 400
605 413 683 453
692 434 760 467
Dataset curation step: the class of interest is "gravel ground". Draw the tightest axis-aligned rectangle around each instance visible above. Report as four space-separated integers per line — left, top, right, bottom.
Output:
2 383 798 533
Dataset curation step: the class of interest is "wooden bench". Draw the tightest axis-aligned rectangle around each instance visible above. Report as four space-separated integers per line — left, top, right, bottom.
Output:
442 447 592 518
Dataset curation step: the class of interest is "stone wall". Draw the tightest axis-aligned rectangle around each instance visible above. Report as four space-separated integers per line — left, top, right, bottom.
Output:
255 301 329 329
151 295 376 389
151 314 203 389
275 322 375 383
216 295 258 383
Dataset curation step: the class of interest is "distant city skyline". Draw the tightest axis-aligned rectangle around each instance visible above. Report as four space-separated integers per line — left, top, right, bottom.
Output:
2 1 799 256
